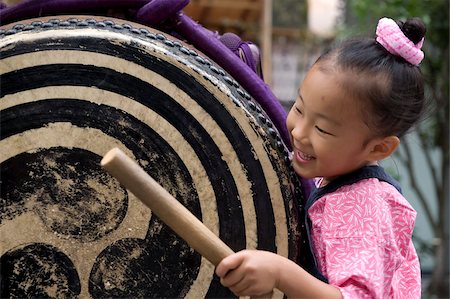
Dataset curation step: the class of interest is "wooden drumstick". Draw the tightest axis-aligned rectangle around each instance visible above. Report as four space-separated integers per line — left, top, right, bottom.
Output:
101 148 274 298
100 147 234 266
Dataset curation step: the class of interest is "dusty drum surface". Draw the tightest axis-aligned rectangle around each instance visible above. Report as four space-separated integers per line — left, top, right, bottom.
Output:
0 17 303 298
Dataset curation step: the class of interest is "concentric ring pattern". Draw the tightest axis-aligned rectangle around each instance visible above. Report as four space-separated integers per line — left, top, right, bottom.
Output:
0 17 302 298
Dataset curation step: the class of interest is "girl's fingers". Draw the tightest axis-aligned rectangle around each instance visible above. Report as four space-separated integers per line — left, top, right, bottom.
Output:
220 268 245 287
216 250 278 297
215 251 247 277
229 279 251 296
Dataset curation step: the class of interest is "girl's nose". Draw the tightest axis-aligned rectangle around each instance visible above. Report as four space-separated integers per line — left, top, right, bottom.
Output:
291 123 310 145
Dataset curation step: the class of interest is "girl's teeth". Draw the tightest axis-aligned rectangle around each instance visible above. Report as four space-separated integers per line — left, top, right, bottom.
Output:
299 151 314 160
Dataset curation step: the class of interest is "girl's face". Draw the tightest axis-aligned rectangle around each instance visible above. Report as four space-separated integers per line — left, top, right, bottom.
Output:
286 65 378 184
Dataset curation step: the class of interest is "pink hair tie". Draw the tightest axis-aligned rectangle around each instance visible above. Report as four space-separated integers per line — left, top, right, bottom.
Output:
376 17 424 66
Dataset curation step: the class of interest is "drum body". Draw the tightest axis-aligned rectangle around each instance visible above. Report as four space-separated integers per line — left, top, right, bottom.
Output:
0 17 303 298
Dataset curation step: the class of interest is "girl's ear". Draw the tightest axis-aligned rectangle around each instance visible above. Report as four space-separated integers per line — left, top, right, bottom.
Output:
367 136 400 161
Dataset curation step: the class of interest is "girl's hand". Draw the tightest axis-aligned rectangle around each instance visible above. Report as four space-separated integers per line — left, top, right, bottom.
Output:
215 250 282 297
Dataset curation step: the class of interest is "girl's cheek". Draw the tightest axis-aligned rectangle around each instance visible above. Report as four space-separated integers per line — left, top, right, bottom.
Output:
286 111 296 133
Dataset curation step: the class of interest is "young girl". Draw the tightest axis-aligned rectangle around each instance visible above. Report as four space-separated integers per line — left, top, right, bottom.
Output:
215 17 425 298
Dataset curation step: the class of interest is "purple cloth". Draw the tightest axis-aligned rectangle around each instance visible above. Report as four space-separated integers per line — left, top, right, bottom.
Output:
219 32 258 76
136 0 188 26
0 0 149 24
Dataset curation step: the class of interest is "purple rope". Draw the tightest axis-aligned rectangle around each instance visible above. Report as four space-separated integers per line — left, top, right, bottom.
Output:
0 0 149 24
219 33 257 73
171 11 290 144
136 0 188 26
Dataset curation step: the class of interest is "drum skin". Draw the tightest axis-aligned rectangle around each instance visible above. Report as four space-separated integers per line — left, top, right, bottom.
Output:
0 17 304 298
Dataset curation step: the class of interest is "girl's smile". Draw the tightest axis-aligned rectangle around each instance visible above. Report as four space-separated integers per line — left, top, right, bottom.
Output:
286 64 381 182
293 148 316 163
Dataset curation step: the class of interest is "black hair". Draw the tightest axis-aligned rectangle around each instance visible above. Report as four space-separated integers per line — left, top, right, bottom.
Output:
315 18 427 138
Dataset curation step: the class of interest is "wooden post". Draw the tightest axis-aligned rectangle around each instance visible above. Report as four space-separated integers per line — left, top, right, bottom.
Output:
261 0 273 87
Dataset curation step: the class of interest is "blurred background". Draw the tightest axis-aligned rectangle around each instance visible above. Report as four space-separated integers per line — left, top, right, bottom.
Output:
186 0 449 298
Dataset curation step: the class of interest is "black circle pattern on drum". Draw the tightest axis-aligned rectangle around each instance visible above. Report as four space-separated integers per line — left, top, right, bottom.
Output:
0 17 303 298
1 147 129 243
1 243 81 298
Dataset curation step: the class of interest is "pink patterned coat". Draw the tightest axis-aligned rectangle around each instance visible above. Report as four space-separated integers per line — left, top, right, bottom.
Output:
308 178 421 298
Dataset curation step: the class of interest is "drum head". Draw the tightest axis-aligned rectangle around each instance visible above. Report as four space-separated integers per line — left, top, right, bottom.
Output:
0 17 302 298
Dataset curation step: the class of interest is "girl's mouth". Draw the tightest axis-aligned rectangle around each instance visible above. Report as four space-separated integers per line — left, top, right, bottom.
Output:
295 150 315 163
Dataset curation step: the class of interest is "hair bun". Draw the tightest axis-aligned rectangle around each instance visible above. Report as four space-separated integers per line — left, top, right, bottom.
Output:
376 17 425 65
397 18 426 44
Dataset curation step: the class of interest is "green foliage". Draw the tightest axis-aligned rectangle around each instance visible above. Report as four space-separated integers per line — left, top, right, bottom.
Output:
272 0 307 28
350 0 429 22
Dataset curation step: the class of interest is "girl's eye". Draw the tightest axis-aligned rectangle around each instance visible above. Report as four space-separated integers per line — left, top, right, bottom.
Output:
315 126 332 135
295 105 303 115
